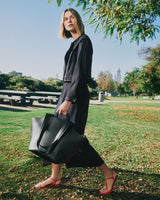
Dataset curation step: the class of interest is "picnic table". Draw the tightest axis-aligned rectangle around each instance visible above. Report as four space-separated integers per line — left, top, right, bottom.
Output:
0 90 61 106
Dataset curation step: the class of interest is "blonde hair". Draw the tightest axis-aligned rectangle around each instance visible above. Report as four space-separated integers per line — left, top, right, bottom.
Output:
58 8 84 39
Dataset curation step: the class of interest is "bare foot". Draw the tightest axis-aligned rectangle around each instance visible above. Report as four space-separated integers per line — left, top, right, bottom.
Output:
100 171 118 195
34 177 61 188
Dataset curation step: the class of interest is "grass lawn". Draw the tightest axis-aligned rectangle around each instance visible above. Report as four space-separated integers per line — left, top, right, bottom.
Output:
0 102 160 200
104 96 159 101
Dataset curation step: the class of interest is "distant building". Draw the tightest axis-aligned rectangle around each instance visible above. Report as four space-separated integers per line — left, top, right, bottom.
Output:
115 68 121 83
9 70 23 76
0 70 2 74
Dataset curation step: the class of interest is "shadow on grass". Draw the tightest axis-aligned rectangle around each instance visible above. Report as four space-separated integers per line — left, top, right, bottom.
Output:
1 157 160 200
29 104 56 109
1 193 31 200
0 102 55 112
59 168 160 200
58 185 160 200
0 106 30 112
1 185 159 200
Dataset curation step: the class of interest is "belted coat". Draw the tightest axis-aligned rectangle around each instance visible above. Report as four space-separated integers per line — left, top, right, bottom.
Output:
56 34 93 134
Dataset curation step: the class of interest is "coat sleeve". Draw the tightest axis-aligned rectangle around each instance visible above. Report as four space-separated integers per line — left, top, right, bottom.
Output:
65 38 93 102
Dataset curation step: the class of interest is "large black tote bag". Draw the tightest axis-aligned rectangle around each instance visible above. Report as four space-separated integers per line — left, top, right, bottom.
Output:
29 113 88 164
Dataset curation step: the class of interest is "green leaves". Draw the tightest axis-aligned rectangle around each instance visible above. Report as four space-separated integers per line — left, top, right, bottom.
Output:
119 44 160 96
49 0 160 44
0 74 63 92
56 0 62 6
48 0 62 6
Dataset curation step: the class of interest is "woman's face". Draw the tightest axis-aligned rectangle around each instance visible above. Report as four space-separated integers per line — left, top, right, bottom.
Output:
63 11 78 33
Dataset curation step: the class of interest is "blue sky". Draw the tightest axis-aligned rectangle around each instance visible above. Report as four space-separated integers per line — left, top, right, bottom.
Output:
0 0 160 81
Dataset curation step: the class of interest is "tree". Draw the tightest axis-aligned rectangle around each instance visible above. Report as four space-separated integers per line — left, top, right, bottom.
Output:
118 68 144 96
88 77 98 99
50 0 160 44
124 68 144 96
96 71 106 91
44 78 63 91
0 74 11 89
88 77 97 89
139 44 160 95
0 74 58 92
139 44 160 64
96 71 115 93
6 75 47 91
117 83 126 95
119 73 133 95
118 44 160 96
104 72 115 93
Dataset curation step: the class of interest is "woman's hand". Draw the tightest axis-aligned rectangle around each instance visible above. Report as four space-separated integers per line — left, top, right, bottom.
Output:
57 100 72 115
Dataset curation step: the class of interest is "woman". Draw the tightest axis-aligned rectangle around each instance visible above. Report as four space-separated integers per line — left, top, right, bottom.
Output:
34 8 118 195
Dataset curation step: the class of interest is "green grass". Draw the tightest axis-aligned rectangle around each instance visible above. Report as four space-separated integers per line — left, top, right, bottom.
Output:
104 95 159 101
0 102 160 200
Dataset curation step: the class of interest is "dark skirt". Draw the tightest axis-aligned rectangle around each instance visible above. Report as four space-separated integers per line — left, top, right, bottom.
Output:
54 82 104 168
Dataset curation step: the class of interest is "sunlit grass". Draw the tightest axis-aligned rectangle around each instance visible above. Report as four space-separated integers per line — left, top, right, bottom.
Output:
0 102 160 199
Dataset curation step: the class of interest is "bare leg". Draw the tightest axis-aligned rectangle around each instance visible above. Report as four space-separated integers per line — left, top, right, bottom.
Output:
98 163 118 194
51 163 61 180
34 163 61 188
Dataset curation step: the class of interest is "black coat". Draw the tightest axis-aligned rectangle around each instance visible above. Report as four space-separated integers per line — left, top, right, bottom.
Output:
55 34 104 168
56 34 93 134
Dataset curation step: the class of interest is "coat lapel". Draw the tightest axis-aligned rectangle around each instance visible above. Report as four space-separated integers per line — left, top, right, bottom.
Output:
63 34 88 81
